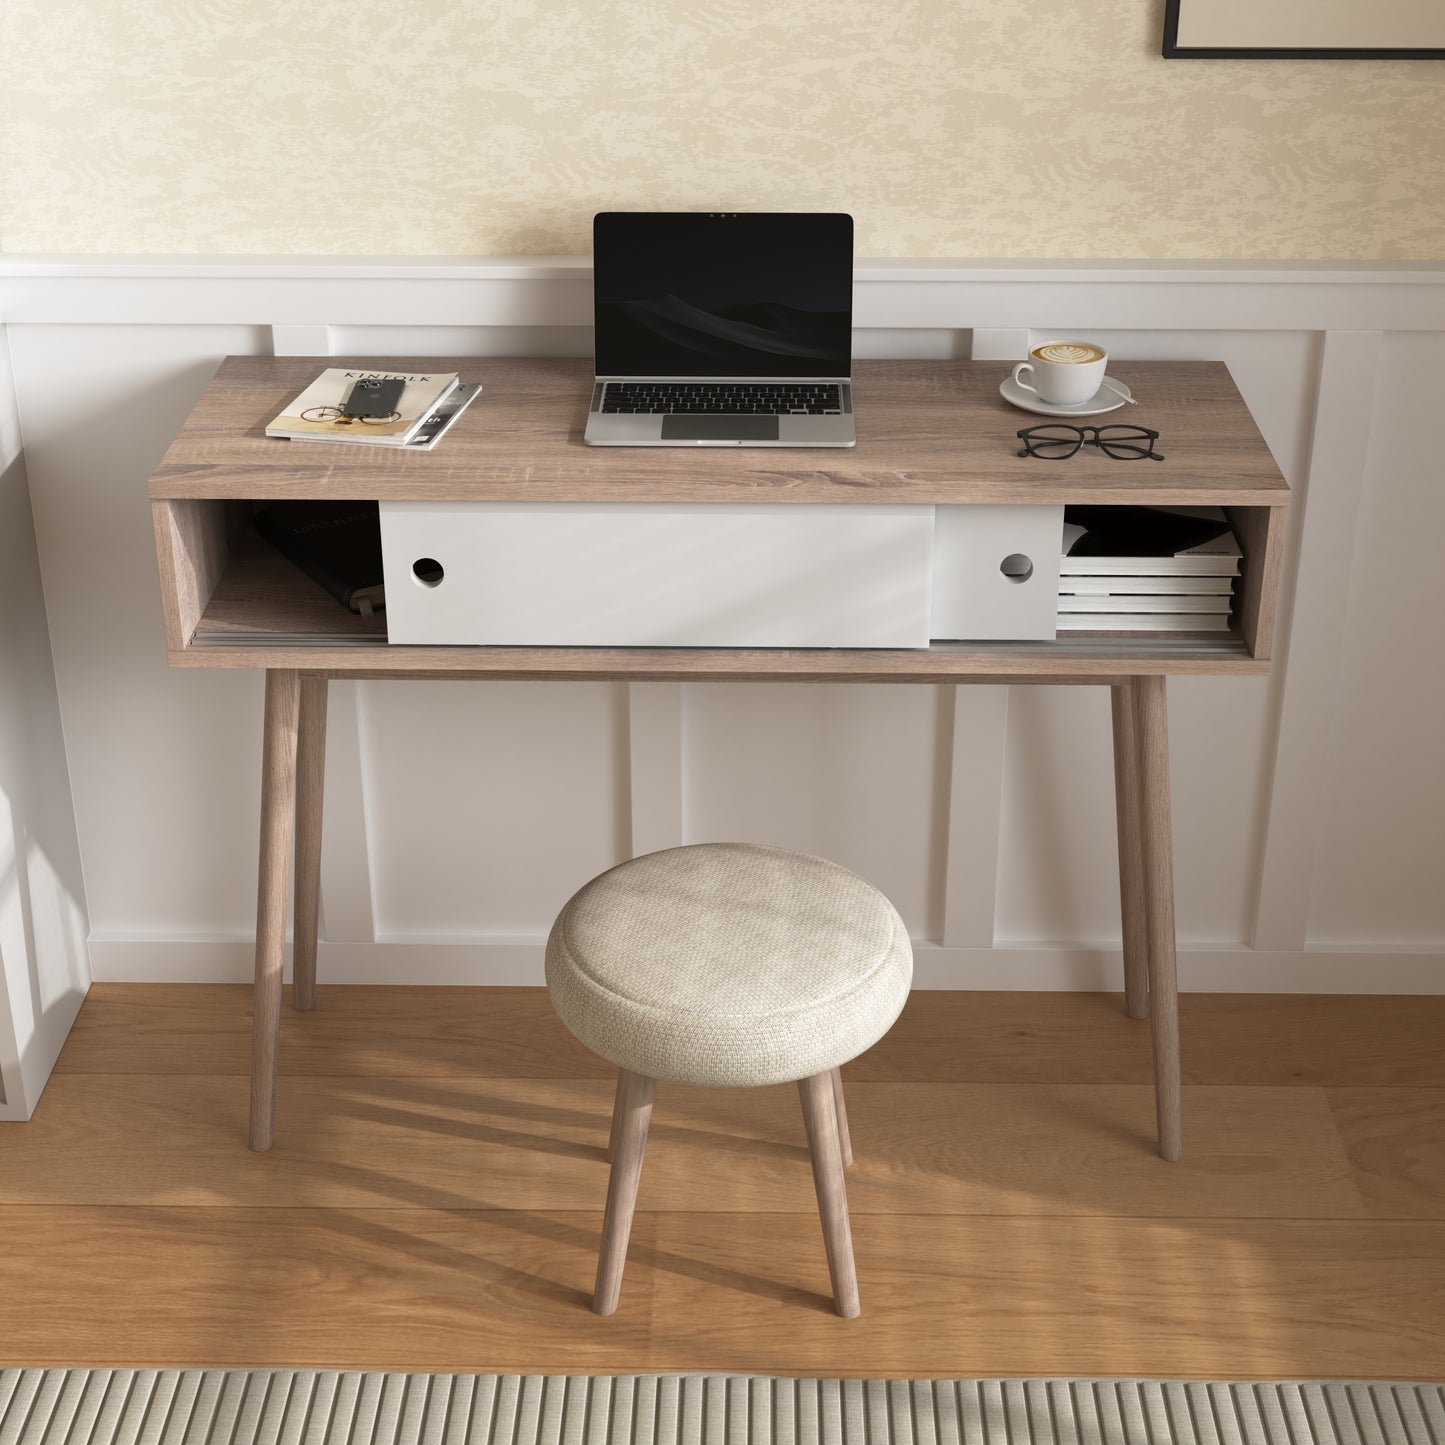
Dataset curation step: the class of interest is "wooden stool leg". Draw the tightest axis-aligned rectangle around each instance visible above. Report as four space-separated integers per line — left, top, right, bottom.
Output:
605 1070 625 1162
250 669 301 1152
1111 681 1150 1021
292 675 329 1013
798 1071 861 1318
1135 675 1183 1162
831 1067 854 1168
595 1068 655 1316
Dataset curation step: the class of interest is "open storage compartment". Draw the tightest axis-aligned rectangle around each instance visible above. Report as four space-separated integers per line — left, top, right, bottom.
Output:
154 495 1285 671
154 498 388 650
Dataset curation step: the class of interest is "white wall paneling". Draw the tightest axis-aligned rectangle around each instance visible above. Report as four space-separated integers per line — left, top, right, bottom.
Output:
361 680 627 940
317 680 377 944
0 318 91 1118
628 684 684 859
4 259 1445 332
271 325 332 357
0 260 1438 1053
1306 334 1445 946
681 683 944 938
1252 331 1383 951
939 687 1010 949
969 330 1032 363
8 324 271 940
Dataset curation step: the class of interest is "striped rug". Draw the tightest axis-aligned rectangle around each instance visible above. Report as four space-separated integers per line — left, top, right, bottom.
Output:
2 1373 1441 1445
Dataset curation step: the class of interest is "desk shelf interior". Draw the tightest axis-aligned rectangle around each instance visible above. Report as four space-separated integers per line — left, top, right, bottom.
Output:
201 525 388 643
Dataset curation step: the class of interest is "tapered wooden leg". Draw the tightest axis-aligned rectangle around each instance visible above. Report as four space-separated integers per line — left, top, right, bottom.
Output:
798 1071 861 1318
250 670 301 1152
594 1069 655 1315
605 1070 625 1162
1134 675 1183 1162
831 1067 854 1168
1111 682 1150 1021
292 675 329 1013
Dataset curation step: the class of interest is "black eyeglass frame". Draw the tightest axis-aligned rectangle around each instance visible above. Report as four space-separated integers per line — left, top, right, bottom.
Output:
1016 424 1165 461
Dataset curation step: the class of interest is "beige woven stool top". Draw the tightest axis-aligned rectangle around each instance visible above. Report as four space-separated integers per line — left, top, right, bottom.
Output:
545 842 913 1088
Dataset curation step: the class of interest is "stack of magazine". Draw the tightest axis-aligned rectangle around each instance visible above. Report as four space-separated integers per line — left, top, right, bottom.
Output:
265 367 480 450
1057 506 1241 634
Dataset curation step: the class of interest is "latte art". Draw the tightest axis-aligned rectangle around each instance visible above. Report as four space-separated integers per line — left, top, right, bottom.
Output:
1032 342 1105 365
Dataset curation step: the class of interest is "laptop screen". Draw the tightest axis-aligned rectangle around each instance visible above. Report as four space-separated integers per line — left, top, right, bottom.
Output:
593 212 854 379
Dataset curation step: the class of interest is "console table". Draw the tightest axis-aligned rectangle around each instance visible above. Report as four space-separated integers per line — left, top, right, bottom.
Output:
148 356 1289 1159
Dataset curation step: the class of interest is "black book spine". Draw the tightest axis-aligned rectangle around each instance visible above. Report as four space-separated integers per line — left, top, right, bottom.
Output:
252 508 364 612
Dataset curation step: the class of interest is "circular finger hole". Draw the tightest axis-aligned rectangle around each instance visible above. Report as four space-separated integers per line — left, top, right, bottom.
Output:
1000 553 1034 583
412 557 444 588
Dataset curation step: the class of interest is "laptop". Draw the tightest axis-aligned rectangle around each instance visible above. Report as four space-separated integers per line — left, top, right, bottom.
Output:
585 211 856 447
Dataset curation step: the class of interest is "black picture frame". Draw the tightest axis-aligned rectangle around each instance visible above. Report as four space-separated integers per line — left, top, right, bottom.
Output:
1163 0 1445 58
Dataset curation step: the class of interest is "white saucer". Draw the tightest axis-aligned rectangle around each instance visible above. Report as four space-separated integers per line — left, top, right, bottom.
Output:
999 375 1132 416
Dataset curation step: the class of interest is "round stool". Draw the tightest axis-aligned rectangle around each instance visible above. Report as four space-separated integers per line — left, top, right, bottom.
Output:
545 841 913 1318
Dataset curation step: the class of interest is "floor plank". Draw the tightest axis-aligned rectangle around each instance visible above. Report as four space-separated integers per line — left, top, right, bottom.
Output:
644 1213 1445 1380
55 987 1445 1087
1329 1088 1445 1220
3 1076 1363 1219
52 986 609 1079
852 991 1445 1087
0 1207 1440 1380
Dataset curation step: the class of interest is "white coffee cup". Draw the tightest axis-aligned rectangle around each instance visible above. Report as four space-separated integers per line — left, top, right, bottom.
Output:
1012 341 1110 407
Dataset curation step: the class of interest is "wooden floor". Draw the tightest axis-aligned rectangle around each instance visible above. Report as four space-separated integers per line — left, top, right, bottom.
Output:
3 986 1444 1380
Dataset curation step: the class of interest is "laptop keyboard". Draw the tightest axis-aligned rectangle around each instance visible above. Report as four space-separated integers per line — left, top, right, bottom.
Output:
600 382 843 415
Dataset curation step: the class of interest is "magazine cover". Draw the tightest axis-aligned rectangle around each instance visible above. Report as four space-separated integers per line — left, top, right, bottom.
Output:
266 368 458 440
289 382 481 449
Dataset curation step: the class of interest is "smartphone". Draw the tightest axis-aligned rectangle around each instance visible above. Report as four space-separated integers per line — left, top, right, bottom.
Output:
342 376 406 418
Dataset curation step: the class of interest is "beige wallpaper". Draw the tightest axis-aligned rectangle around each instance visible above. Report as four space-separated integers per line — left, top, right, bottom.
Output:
1 0 1442 260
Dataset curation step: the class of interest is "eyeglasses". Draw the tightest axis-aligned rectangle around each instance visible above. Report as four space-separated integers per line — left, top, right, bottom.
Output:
1017 425 1164 460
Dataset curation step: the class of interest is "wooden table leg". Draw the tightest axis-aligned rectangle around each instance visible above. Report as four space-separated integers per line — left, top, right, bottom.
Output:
250 669 301 1152
292 675 329 1013
1134 675 1183 1162
1111 682 1150 1021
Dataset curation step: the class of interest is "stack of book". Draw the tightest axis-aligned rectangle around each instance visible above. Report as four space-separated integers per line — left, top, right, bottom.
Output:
265 367 480 450
1057 505 1241 634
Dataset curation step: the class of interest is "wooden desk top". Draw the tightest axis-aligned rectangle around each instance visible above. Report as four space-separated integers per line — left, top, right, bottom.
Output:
148 356 1288 508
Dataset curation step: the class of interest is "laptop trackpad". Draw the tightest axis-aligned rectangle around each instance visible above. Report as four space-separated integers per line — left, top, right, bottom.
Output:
660 414 779 442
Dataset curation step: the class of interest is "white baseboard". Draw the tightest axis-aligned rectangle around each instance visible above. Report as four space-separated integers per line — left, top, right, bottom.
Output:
84 937 1445 993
